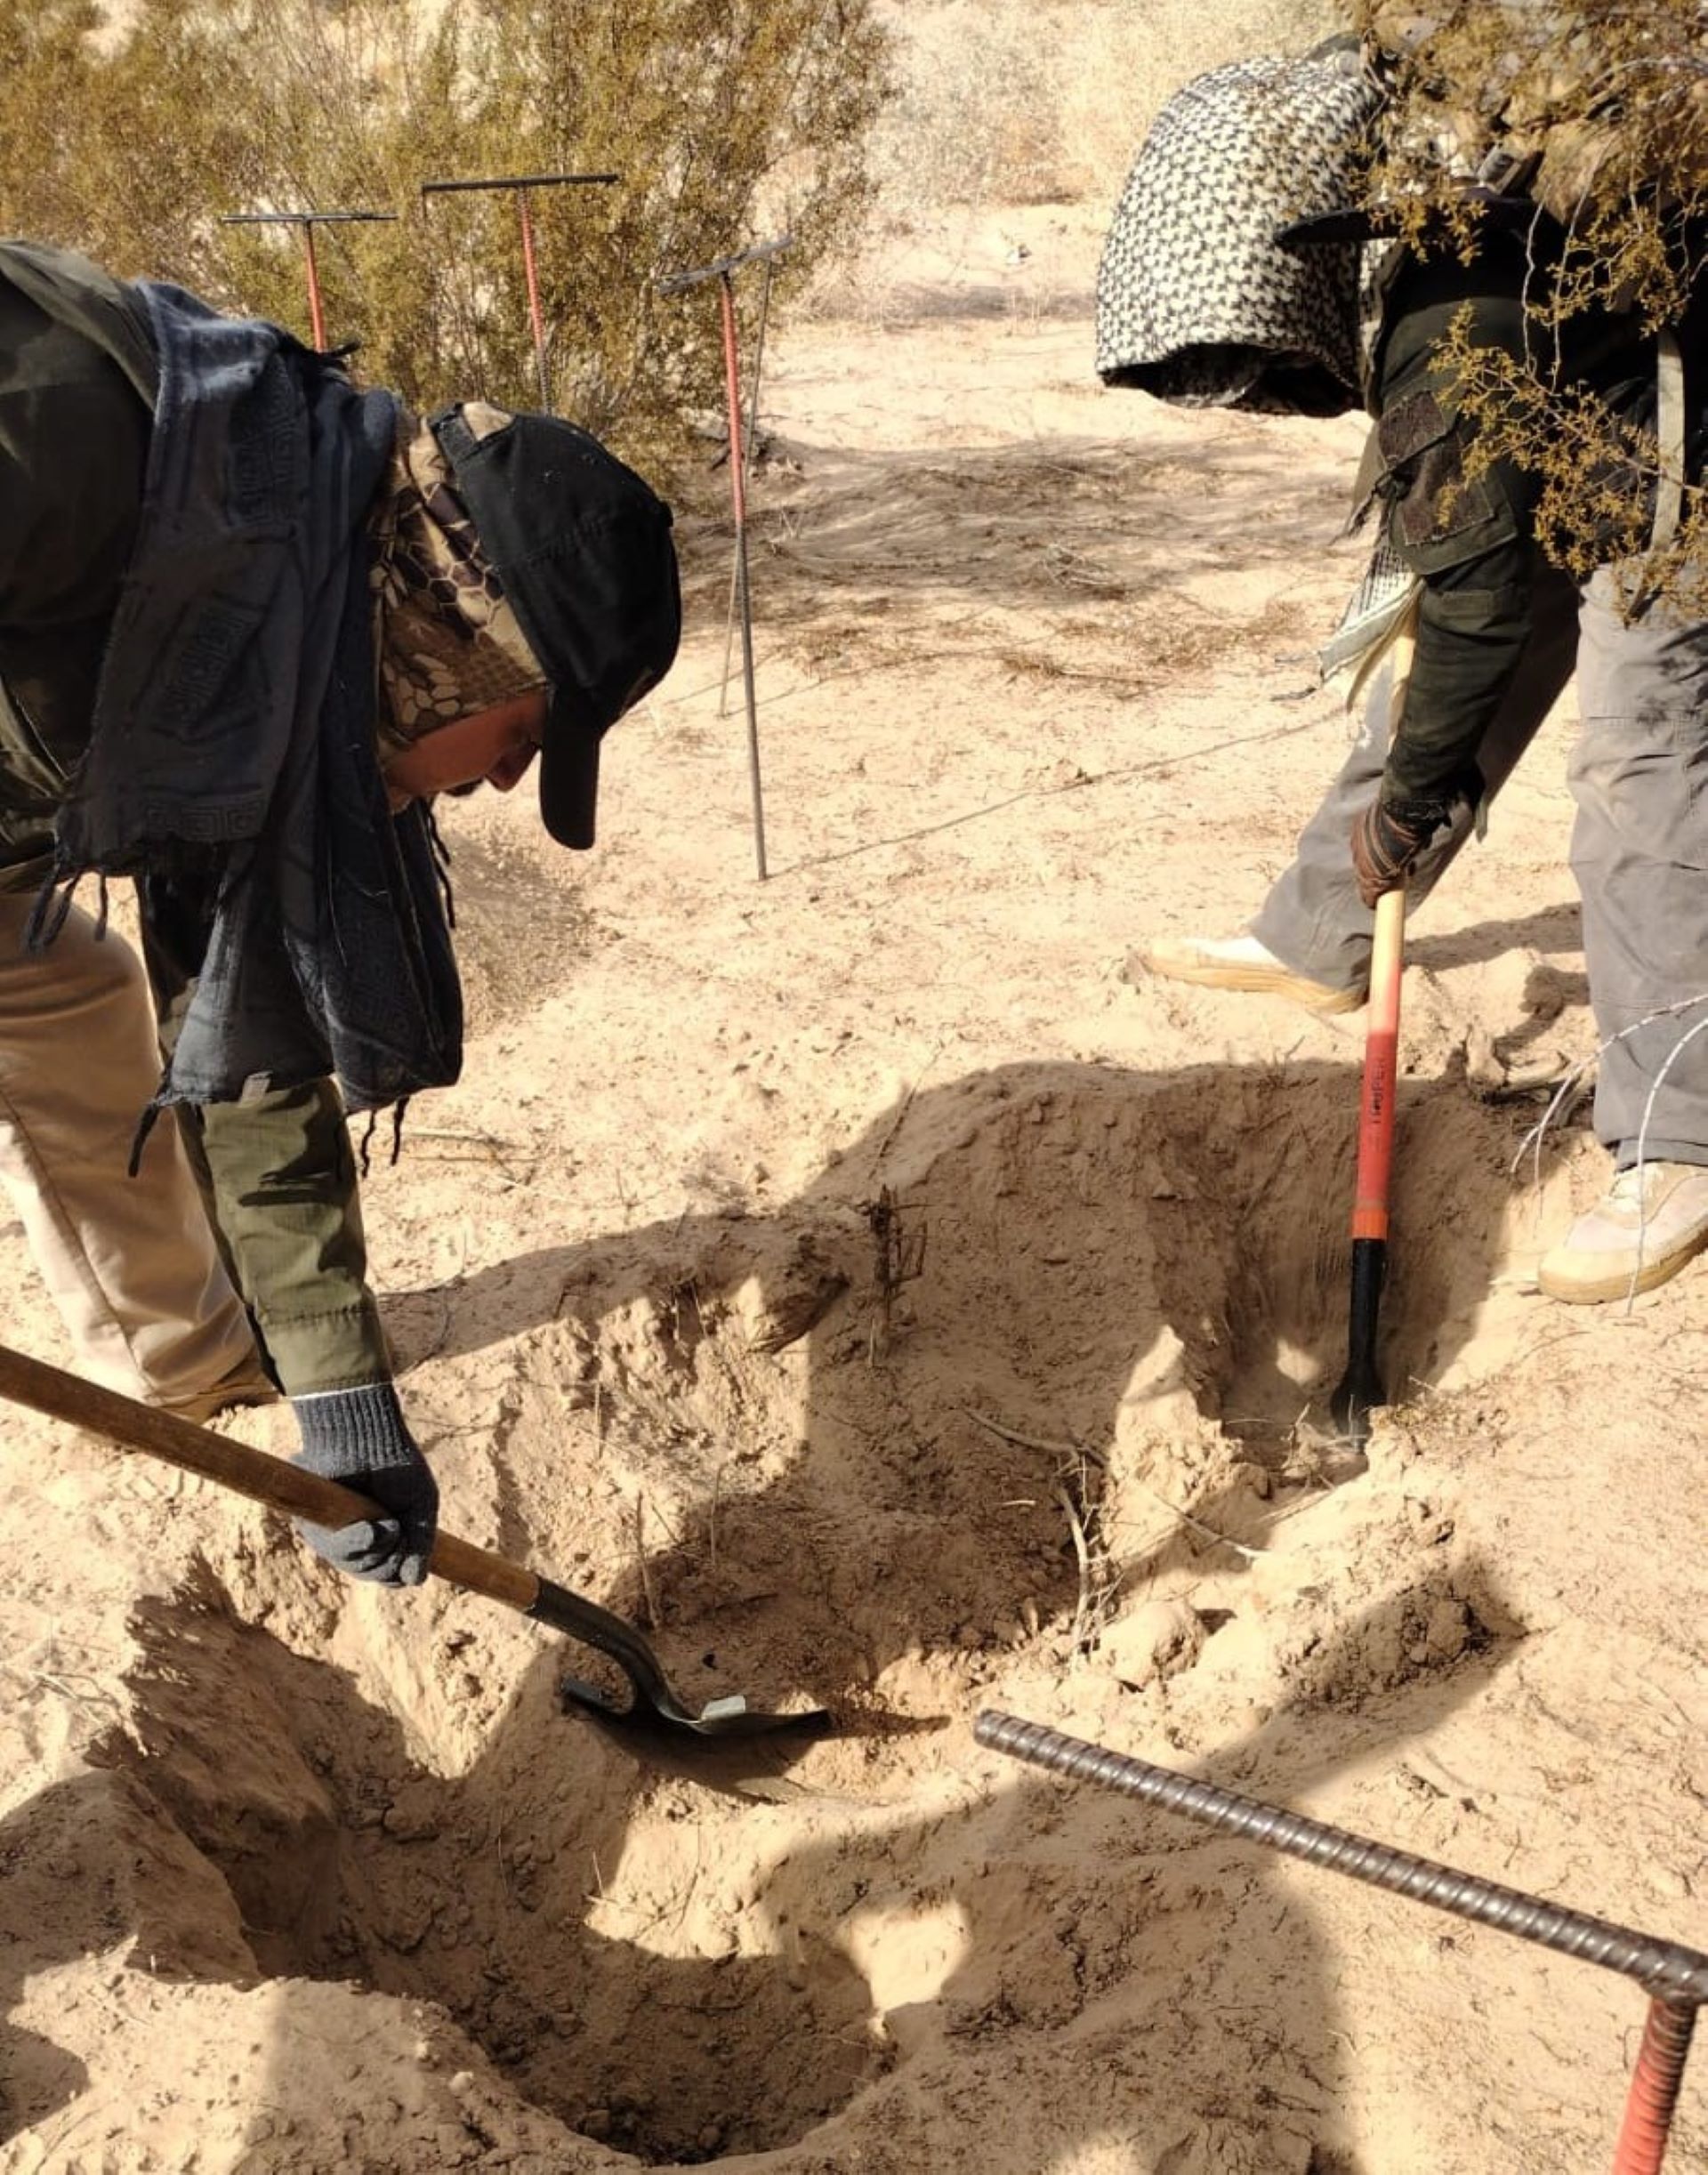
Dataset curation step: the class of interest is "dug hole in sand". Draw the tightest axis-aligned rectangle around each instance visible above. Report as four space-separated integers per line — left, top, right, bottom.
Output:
3 208 1706 2175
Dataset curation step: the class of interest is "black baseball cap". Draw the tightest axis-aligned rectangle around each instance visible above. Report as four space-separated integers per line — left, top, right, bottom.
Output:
430 403 681 848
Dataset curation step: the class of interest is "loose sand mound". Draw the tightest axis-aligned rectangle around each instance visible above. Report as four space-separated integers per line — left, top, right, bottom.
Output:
3 207 1705 2175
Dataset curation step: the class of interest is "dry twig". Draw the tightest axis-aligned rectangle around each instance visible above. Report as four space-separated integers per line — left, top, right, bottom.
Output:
1054 1483 1095 1655
632 1494 662 1630
1514 994 1708 1186
962 1407 1113 1649
963 1404 1092 1461
1131 1478 1262 1563
866 1184 928 1359
1515 994 1708 1309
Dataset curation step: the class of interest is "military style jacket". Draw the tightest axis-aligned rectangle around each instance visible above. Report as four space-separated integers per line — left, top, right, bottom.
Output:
1362 227 1707 815
0 247 393 1398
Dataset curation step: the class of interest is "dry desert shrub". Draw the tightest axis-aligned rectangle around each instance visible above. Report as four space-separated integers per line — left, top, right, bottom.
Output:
1355 0 1708 613
868 0 1341 222
0 0 889 473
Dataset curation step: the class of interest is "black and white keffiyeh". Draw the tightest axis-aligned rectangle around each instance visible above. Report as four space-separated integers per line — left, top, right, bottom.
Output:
1096 46 1384 417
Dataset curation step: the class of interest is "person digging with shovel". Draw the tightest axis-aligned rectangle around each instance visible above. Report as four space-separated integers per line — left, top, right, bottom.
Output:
0 236 681 1586
1103 32 1708 1309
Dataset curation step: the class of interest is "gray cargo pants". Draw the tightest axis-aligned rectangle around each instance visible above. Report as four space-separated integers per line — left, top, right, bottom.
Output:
1249 558 1708 1169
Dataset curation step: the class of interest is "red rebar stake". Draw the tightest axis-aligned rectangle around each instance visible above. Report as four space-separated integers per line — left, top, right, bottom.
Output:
301 222 326 350
1615 2000 1698 2175
420 173 620 415
658 236 793 883
514 188 549 411
216 209 397 350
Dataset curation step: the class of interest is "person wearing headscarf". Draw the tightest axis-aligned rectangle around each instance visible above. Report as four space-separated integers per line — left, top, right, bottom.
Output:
1109 36 1708 1305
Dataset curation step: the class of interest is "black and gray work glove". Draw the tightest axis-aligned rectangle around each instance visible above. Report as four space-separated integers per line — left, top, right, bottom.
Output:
291 1383 439 1586
1349 794 1453 910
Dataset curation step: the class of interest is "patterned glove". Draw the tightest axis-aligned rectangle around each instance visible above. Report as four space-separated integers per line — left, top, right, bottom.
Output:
291 1383 439 1587
1349 795 1451 910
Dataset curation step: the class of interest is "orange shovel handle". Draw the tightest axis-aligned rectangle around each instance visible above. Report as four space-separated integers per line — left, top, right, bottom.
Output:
1351 885 1406 1242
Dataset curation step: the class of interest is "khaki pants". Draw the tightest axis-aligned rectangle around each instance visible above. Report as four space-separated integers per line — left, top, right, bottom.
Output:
0 888 264 1409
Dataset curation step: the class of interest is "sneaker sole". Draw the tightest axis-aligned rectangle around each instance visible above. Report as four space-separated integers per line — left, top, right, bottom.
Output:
1130 950 1366 1016
1537 1229 1708 1304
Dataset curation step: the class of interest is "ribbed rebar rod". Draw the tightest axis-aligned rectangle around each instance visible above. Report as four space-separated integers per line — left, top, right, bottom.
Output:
419 172 619 194
655 233 794 296
975 1712 1708 2005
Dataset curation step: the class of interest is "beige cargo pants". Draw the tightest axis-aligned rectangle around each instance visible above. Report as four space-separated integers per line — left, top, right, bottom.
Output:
0 888 265 1413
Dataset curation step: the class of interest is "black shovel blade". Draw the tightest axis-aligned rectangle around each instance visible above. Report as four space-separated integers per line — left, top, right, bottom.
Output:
1327 1371 1381 1451
527 1574 834 1794
560 1674 836 1799
1328 1235 1387 1454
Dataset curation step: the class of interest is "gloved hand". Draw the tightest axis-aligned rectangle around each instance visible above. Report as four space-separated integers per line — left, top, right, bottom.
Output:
291 1382 439 1586
1349 795 1451 910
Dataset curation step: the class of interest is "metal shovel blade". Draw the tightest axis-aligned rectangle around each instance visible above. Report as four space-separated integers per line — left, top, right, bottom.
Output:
1329 1233 1387 1451
559 1672 836 1800
531 1574 834 1796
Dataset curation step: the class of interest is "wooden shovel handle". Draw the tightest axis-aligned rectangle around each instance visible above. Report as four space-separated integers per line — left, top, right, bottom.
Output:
0 1342 537 1612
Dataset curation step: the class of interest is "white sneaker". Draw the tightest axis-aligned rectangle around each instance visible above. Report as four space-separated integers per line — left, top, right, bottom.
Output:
1127 934 1366 1015
1537 1160 1708 1303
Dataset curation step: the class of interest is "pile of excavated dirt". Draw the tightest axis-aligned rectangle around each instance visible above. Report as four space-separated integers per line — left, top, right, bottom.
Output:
3 203 1706 2175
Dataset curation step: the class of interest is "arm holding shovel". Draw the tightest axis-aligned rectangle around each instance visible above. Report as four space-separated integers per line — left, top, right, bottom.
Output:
1329 513 1507 1446
0 1343 831 1792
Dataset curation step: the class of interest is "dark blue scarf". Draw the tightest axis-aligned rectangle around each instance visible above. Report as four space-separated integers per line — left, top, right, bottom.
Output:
40 281 462 1112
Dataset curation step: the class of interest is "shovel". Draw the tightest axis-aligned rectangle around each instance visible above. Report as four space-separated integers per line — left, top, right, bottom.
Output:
1328 624 1417 1455
0 1342 833 1792
1328 879 1406 1453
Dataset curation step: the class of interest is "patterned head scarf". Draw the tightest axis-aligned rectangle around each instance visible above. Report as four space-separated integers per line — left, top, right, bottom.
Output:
1095 44 1384 417
370 405 547 754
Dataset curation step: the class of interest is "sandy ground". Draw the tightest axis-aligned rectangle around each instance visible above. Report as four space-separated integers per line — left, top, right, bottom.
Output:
3 201 1707 2175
